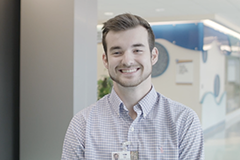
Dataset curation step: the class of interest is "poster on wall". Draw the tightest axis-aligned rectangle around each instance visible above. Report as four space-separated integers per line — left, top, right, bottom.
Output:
176 60 193 84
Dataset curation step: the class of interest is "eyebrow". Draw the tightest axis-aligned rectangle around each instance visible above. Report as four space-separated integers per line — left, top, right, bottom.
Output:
132 43 145 48
109 46 121 52
109 43 145 52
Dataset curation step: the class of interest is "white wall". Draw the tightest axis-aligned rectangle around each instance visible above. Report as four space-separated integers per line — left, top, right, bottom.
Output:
20 0 97 159
152 39 202 119
97 44 108 80
73 0 98 114
200 41 226 130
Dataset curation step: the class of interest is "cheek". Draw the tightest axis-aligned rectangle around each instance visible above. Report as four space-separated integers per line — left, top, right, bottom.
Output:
141 56 152 66
106 62 115 71
108 58 119 67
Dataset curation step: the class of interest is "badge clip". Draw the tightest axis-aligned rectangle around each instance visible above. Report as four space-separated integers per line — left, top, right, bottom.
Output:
122 141 131 151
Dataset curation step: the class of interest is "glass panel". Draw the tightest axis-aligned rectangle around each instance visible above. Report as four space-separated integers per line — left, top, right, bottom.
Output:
226 56 240 114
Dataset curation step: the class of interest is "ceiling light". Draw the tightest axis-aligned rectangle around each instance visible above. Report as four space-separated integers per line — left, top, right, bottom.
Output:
104 12 113 16
150 20 199 26
150 19 240 40
203 19 240 40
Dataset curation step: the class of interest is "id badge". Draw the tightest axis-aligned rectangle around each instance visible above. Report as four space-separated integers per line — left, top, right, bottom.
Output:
112 151 138 160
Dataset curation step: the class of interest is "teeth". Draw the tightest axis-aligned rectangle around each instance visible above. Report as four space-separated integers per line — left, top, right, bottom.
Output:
121 69 137 73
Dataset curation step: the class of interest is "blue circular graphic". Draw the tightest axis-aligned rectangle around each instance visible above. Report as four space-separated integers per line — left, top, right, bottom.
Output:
214 75 220 97
202 51 208 63
151 42 169 77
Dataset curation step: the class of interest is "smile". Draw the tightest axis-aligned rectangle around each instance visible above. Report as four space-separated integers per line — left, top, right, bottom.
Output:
120 68 138 73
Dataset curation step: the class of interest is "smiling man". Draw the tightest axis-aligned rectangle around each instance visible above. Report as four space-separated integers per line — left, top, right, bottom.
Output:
61 13 204 160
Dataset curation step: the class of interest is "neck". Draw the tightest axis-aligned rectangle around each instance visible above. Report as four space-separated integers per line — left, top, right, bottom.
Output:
113 78 152 119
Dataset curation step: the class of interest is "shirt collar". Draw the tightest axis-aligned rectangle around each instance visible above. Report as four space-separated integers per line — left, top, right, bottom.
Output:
138 86 158 118
108 86 158 118
109 88 123 116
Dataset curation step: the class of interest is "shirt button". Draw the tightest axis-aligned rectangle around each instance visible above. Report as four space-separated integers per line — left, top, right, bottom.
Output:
130 127 134 132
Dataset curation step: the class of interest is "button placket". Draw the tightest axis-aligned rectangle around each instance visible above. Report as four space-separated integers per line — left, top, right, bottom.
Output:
127 123 139 152
130 126 134 132
127 105 141 151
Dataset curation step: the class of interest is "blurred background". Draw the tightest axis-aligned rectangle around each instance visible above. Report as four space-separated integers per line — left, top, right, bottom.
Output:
1 0 240 159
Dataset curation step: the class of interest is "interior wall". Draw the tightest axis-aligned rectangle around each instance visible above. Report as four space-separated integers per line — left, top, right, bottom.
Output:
73 0 97 114
20 0 97 159
200 41 226 130
20 1 74 159
97 44 108 80
152 39 201 119
0 0 20 159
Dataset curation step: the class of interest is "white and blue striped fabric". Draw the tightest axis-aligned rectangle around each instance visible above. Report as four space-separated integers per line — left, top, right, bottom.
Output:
61 86 204 159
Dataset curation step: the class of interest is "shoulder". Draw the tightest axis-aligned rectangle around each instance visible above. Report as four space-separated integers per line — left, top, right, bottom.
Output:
156 93 202 141
71 94 110 126
157 92 200 124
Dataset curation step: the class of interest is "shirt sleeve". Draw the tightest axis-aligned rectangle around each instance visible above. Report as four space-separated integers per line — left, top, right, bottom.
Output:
178 109 204 160
61 113 86 160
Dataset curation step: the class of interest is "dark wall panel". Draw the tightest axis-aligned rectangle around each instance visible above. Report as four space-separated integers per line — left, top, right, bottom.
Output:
0 0 20 159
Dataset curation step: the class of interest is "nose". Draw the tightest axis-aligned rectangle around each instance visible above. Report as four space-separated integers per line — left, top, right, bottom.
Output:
121 51 134 67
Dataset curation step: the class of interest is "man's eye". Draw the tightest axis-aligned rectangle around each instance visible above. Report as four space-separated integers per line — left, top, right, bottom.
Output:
113 51 121 55
134 49 142 53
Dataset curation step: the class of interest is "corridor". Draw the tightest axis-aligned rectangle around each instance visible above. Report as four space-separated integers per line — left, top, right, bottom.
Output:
205 116 240 160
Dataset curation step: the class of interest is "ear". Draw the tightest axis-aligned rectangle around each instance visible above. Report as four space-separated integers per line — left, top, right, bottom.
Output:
102 53 108 69
151 47 159 65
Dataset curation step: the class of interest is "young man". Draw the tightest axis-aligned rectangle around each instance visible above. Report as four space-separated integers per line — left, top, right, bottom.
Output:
61 13 204 159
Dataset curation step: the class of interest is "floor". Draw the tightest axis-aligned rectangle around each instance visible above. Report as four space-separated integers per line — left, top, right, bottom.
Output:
204 117 240 160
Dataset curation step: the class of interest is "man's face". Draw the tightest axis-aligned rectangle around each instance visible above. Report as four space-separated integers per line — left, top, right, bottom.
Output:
103 26 158 88
114 154 119 159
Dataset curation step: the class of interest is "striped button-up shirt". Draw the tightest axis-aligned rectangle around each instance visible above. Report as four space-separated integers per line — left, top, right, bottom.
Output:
62 86 204 159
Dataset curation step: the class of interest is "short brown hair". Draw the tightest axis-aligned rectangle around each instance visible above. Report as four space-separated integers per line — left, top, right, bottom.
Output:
102 13 155 54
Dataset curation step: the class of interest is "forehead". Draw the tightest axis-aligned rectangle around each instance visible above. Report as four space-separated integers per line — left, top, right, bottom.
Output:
105 26 149 50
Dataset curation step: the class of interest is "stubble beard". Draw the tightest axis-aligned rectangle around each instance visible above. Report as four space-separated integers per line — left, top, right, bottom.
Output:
109 68 152 88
